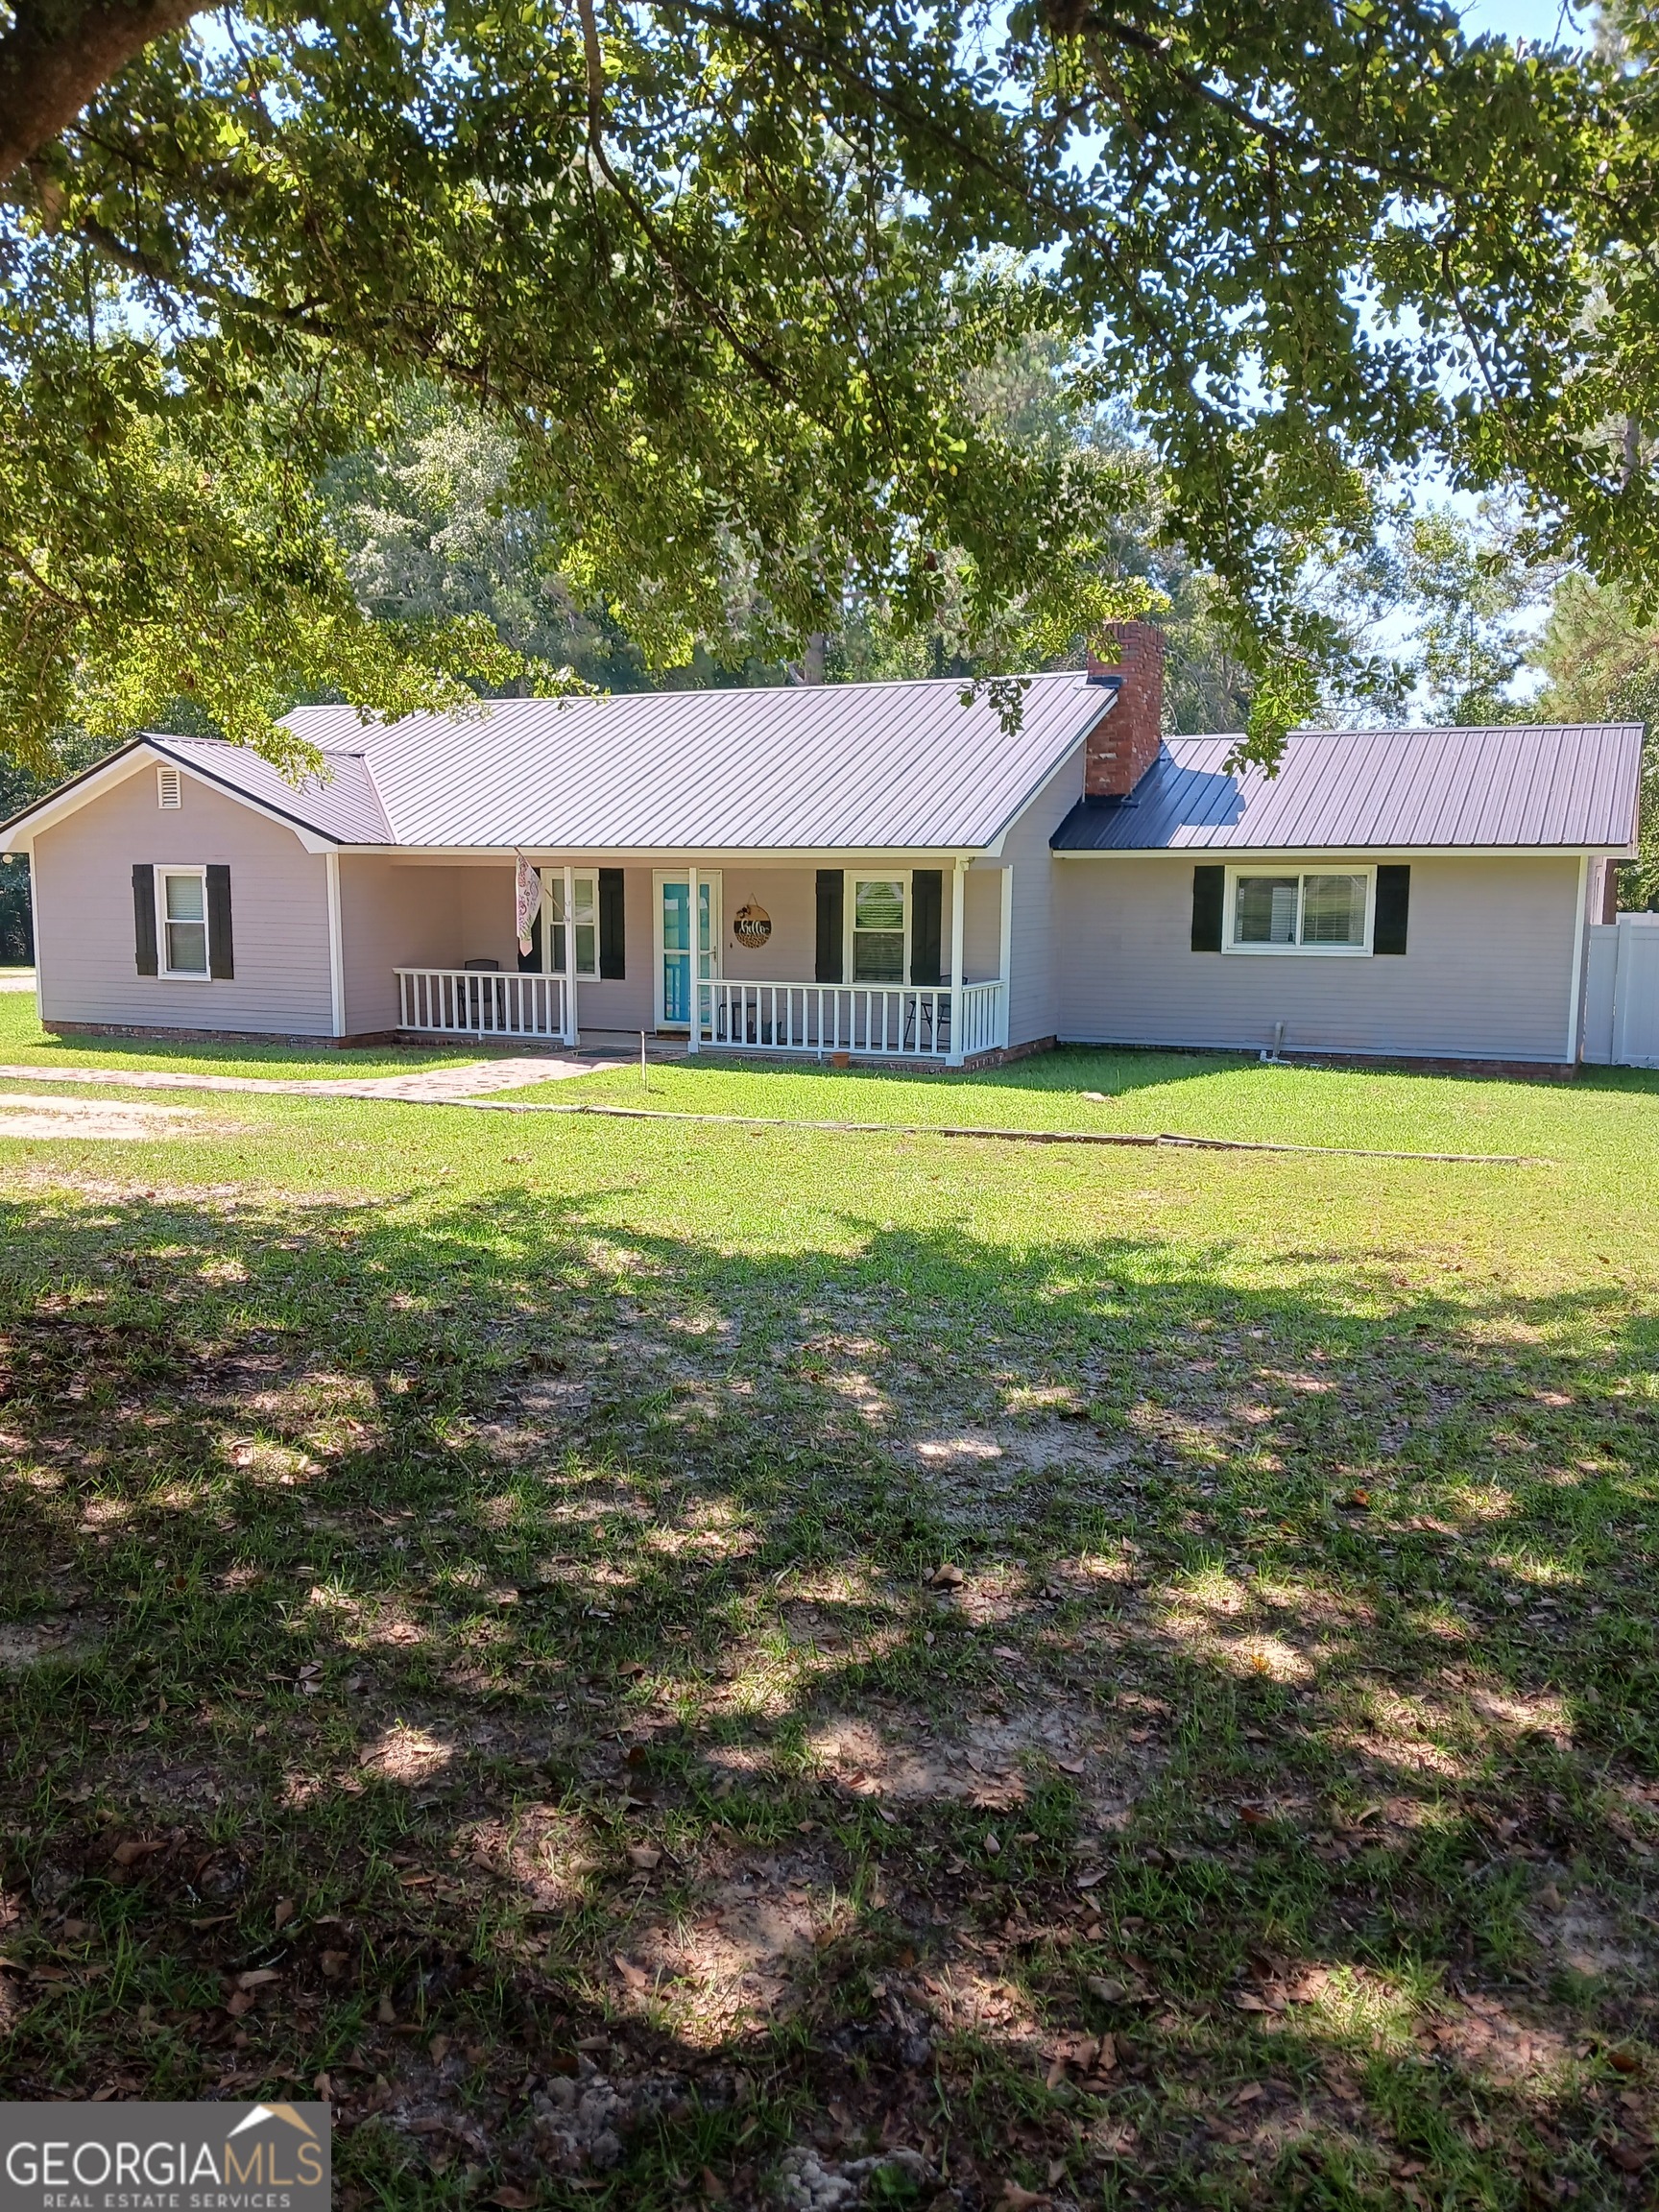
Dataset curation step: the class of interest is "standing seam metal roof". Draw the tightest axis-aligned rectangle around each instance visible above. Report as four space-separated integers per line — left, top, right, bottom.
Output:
1049 725 1644 853
155 673 1114 852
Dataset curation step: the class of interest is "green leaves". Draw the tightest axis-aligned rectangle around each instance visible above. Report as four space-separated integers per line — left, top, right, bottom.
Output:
2 0 1658 759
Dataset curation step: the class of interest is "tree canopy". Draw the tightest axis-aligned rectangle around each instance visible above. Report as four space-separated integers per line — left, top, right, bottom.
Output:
3 0 1658 763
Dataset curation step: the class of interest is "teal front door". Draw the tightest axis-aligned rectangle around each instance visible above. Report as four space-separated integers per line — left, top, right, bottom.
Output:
657 874 719 1028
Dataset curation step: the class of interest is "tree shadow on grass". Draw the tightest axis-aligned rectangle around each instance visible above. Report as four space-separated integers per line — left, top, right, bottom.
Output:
0 1181 1655 2208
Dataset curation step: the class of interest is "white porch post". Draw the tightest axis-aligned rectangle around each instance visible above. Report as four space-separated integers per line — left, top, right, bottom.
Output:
947 856 967 1066
686 861 701 1053
997 863 1014 1048
563 863 579 1046
325 850 346 1039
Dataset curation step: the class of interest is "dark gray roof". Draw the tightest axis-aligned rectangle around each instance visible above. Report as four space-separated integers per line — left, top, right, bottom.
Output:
1051 724 1644 854
153 734 396 844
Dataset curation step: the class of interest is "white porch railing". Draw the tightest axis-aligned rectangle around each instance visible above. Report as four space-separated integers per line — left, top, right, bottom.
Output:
695 979 1004 1061
397 968 569 1040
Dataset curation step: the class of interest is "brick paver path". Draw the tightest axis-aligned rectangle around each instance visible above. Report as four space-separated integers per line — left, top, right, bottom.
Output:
0 1055 621 1103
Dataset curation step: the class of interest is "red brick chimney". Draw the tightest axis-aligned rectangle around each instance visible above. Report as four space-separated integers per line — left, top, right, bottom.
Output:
1084 620 1165 798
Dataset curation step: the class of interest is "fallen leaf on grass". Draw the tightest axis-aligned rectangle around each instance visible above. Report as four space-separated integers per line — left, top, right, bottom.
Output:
236 1968 280 1990
320 1950 350 1981
112 1839 166 1868
1233 1991 1271 2013
1608 2145 1648 2175
490 2187 539 2208
1286 1968 1332 2003
928 1563 965 1589
1055 1757 1087 1775
626 1845 661 1872
613 1954 648 1991
224 1991 255 2018
700 2169 728 2201
998 2186 1048 2210
273 1898 296 1930
1086 1977 1126 2005
1237 1805 1270 1828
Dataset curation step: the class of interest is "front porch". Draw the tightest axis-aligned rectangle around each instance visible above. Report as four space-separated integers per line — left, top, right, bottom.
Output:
393 969 1004 1062
373 857 1011 1066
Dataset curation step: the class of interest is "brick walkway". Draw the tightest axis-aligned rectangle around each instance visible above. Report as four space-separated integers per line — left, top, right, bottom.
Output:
0 1054 621 1103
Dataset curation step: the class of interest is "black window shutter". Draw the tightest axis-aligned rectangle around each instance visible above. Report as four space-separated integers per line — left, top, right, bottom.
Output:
598 868 626 978
910 868 943 985
1373 864 1409 954
815 869 844 982
1190 864 1224 952
132 863 157 975
205 864 234 978
517 908 541 974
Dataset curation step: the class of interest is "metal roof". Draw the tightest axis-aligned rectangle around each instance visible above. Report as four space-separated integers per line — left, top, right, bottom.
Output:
1050 724 1644 854
344 673 1105 852
153 734 395 845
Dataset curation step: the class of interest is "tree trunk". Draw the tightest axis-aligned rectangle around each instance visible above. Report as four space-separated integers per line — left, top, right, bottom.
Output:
0 0 202 188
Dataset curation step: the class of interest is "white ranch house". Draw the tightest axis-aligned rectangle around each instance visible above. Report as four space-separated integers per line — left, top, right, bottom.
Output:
1 624 1643 1072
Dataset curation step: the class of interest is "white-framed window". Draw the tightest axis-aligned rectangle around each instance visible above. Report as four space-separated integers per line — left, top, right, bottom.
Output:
848 873 909 983
158 866 210 977
1223 865 1374 955
546 870 598 977
156 765 182 809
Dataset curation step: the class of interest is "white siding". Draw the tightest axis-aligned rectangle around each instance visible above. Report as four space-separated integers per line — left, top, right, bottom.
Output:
992 742 1084 1046
1055 854 1585 1063
35 763 333 1037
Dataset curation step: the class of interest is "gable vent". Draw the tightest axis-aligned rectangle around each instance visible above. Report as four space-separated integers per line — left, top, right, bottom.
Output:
156 765 182 809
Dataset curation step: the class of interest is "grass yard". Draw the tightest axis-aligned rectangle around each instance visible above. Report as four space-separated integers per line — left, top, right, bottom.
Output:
0 1021 1656 2210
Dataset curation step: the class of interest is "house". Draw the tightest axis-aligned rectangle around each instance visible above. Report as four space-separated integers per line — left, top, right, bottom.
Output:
0 623 1642 1071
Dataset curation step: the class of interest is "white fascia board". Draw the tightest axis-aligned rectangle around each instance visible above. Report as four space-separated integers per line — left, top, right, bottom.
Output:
1050 843 1637 861
1 739 337 855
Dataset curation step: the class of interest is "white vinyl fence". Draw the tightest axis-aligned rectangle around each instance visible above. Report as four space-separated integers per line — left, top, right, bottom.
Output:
1582 916 1659 1067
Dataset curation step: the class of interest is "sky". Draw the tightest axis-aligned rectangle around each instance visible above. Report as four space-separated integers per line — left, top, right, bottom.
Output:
1460 0 1591 44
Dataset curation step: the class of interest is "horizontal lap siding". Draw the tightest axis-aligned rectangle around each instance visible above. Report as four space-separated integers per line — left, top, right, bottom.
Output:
340 859 465 1034
1055 854 1582 1062
35 766 333 1036
998 744 1084 1045
718 868 816 984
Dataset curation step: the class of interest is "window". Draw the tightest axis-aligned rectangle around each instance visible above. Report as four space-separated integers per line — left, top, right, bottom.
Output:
159 868 209 975
156 766 182 809
851 876 906 982
1225 867 1372 954
546 871 598 977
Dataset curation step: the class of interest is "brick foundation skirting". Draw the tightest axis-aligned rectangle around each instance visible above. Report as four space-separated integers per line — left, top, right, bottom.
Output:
45 1021 404 1050
1058 1039 1578 1082
960 1034 1058 1072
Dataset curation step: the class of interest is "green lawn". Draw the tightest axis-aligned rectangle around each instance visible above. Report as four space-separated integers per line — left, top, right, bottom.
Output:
0 991 486 1082
0 1029 1655 2209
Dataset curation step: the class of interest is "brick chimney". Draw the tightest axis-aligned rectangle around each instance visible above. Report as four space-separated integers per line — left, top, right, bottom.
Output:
1083 620 1165 798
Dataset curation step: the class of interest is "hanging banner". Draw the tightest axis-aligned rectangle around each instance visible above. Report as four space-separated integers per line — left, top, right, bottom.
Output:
515 851 542 955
